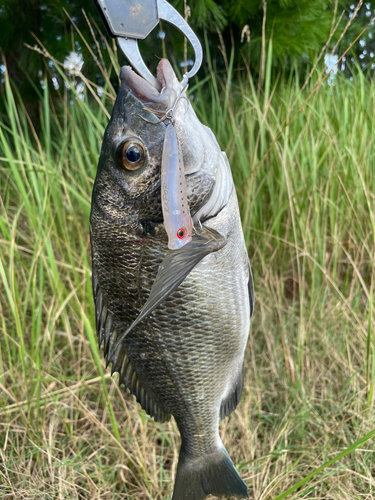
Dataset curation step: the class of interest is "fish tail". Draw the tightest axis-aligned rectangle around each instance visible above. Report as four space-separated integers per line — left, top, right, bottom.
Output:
172 442 248 500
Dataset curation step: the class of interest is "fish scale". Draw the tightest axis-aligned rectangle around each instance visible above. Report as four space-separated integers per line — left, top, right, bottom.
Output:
90 59 254 500
92 193 249 441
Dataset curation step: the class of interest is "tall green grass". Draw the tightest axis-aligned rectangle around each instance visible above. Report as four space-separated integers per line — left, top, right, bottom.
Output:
1 37 375 498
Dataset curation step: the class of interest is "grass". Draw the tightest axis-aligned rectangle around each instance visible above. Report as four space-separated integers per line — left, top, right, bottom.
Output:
1 31 375 499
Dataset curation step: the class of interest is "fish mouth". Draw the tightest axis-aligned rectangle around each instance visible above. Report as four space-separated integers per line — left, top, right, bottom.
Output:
120 59 177 108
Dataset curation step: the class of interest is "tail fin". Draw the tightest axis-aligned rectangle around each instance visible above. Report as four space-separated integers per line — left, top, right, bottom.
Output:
172 444 248 500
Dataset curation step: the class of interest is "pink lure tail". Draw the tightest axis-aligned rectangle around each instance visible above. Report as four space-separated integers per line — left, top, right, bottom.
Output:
161 124 193 250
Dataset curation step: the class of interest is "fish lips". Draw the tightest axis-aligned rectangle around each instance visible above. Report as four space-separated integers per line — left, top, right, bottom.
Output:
120 59 181 112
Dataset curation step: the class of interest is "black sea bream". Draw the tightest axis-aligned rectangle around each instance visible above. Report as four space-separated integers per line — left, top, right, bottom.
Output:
90 59 254 500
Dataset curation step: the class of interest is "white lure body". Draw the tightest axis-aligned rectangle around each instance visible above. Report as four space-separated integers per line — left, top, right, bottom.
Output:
161 124 193 250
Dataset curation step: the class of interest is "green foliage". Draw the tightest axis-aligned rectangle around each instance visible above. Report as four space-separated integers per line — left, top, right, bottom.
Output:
176 0 359 68
236 0 337 68
0 0 105 120
0 0 96 54
175 0 228 29
1 0 374 119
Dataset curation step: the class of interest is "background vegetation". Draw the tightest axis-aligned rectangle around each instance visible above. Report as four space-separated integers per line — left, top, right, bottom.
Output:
2 0 375 119
1 1 375 499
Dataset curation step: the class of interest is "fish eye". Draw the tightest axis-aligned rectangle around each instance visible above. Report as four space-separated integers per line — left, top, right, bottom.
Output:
116 138 146 171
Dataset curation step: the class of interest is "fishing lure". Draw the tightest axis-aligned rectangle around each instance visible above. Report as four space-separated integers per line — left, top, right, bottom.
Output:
161 124 193 250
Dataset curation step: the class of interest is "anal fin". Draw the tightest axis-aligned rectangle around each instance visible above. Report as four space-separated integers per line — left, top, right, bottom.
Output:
220 366 244 420
115 342 171 423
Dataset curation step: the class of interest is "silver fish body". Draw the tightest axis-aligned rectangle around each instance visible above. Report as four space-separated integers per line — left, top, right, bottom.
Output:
90 60 254 500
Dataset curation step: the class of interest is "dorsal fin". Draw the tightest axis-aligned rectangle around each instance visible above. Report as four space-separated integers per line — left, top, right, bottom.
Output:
219 366 244 421
92 262 170 423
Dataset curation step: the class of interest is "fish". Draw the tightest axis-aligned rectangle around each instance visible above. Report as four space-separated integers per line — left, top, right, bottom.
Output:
90 59 255 500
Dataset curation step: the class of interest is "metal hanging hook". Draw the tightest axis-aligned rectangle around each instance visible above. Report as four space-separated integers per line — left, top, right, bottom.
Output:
94 0 203 89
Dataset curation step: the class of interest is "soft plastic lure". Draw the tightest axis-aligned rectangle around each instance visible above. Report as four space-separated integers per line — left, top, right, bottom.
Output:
161 124 193 250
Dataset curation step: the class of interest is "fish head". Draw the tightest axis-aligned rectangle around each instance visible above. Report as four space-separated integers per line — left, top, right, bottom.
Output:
92 59 231 228
91 74 167 225
121 59 222 180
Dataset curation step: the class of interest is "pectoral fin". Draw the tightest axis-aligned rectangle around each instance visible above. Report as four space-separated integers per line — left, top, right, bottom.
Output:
109 225 227 359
